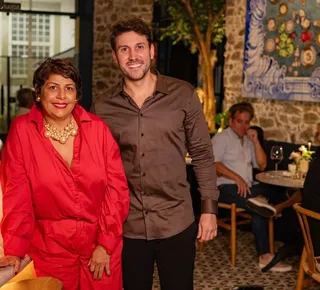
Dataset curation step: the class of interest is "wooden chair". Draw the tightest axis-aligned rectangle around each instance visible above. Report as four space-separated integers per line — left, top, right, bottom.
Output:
293 203 320 290
2 262 62 290
217 202 274 266
8 262 35 283
1 277 62 290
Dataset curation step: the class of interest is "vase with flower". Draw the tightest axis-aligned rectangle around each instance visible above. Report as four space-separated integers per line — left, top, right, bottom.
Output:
289 145 315 178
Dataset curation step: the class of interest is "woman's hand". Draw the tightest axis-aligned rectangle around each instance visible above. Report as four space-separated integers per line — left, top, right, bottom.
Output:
88 245 110 280
0 256 21 274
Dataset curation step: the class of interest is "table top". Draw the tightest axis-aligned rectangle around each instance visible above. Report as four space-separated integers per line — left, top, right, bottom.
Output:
256 170 305 188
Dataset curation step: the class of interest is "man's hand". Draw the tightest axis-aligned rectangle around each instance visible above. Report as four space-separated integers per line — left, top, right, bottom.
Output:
88 245 111 280
246 128 258 143
235 175 251 198
0 256 21 274
197 213 217 242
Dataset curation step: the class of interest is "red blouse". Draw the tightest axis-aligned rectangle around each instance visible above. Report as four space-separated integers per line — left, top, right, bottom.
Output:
1 105 129 258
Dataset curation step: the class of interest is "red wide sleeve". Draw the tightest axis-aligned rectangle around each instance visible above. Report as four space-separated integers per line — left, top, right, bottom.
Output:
97 125 130 255
1 120 35 257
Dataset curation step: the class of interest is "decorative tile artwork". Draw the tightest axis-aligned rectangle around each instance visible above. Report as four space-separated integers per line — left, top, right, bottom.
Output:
243 0 320 102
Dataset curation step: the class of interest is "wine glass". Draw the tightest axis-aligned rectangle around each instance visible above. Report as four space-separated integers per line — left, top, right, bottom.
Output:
270 146 283 176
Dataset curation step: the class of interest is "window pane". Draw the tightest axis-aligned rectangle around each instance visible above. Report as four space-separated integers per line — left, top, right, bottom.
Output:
10 13 75 79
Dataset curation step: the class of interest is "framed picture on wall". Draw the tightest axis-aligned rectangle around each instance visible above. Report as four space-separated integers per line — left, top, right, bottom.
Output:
243 0 320 102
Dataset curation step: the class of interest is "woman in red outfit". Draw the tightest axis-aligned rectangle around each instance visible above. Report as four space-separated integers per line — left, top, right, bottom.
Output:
0 58 130 289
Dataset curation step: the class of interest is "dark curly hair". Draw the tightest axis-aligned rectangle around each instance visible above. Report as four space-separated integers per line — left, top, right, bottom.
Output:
110 17 153 51
228 101 254 121
33 58 82 103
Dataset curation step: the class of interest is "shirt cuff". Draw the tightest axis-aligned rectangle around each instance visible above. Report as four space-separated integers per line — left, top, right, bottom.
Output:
201 199 218 215
3 234 29 258
97 232 121 255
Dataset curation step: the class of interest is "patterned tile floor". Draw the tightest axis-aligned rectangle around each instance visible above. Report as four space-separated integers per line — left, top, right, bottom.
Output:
153 230 320 290
1 229 319 289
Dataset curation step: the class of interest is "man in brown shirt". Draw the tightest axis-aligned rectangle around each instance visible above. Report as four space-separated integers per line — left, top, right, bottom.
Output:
91 17 219 290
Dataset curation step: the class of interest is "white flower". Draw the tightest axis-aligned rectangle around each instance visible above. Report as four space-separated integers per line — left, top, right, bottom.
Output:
299 145 307 153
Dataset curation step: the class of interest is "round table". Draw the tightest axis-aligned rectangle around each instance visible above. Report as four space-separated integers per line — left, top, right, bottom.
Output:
256 170 305 188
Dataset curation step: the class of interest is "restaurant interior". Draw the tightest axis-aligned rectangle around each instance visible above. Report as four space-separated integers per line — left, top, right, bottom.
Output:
0 0 320 289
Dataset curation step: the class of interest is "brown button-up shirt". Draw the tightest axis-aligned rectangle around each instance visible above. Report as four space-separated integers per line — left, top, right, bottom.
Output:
91 73 219 240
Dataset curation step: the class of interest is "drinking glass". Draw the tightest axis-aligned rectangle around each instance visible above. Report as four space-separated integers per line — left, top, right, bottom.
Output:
270 146 283 176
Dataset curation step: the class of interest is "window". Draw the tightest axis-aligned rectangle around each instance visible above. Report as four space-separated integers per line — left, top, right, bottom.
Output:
10 13 53 77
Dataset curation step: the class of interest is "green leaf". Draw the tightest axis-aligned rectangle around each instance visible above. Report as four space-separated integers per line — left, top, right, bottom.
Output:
154 0 225 52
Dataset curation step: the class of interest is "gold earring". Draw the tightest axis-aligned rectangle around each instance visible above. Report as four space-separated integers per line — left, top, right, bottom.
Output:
36 97 41 102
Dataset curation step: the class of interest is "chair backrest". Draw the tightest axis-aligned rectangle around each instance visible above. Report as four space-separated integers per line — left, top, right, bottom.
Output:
293 203 320 273
1 277 63 290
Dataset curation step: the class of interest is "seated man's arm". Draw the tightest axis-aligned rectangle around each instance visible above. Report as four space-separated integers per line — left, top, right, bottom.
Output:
216 162 251 198
216 161 241 181
247 128 267 171
212 135 251 198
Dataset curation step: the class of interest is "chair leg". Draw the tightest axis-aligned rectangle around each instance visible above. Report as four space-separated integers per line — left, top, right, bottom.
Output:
231 203 236 266
268 218 274 254
296 247 306 290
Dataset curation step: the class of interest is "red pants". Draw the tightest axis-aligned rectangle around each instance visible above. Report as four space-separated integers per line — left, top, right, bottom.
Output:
30 242 122 290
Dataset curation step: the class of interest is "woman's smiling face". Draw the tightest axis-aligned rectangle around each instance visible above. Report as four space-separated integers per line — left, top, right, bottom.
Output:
39 73 77 123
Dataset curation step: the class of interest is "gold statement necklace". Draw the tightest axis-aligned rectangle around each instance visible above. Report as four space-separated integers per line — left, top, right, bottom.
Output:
44 119 77 144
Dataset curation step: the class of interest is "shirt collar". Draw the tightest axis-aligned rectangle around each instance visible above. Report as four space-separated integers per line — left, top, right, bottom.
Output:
226 127 239 140
111 70 170 98
226 126 248 141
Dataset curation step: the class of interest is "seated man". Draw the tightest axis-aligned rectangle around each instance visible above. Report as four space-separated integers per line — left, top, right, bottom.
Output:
211 102 291 272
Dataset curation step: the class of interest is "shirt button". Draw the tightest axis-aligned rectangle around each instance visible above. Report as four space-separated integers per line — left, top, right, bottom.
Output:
141 133 144 137
141 153 145 157
142 173 146 176
145 211 149 215
140 113 143 117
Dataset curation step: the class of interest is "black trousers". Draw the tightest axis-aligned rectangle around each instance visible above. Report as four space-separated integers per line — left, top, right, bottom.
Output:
122 222 198 290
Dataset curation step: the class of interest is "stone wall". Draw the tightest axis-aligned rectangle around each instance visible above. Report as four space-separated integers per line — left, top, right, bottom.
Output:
93 0 154 100
224 0 320 144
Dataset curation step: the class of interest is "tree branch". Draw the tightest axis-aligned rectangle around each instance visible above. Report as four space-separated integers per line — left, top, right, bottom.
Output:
205 0 213 50
180 0 207 57
207 3 226 50
213 4 226 25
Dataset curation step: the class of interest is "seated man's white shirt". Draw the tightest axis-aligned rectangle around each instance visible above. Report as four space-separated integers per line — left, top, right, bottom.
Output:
211 127 258 187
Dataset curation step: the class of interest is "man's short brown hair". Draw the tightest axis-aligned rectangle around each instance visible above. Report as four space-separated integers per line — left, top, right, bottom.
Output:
110 17 153 51
228 101 254 120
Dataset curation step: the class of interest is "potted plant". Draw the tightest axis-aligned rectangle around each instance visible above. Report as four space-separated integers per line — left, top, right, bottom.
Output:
289 145 315 177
